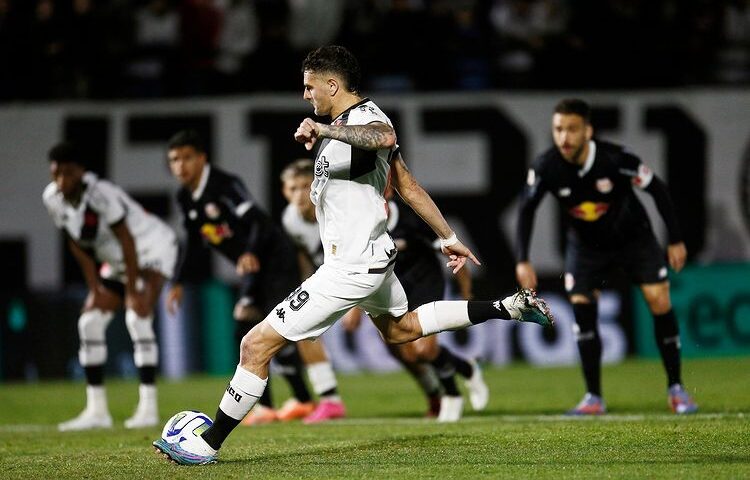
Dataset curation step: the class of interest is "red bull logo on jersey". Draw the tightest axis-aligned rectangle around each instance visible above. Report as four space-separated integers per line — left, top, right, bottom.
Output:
569 201 610 221
200 222 233 245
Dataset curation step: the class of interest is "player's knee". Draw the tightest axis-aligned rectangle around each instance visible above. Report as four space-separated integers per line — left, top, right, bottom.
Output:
78 309 114 366
647 296 671 315
125 309 158 367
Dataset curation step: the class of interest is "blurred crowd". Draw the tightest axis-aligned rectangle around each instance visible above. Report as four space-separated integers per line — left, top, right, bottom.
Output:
0 0 748 101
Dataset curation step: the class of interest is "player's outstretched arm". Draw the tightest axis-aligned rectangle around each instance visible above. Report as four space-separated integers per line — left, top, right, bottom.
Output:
294 118 396 151
390 152 480 273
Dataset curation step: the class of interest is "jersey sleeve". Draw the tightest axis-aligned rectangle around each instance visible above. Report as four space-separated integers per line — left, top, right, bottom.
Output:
88 180 126 225
348 103 391 127
616 149 654 190
220 175 255 218
516 159 550 262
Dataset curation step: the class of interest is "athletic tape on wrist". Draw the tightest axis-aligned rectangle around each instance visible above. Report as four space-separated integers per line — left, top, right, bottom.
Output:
439 232 458 250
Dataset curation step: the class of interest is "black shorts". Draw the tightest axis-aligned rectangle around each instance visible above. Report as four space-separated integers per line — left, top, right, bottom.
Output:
564 232 669 296
238 269 299 314
400 273 444 311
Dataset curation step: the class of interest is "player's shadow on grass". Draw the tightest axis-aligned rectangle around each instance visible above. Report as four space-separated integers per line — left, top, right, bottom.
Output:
218 433 451 465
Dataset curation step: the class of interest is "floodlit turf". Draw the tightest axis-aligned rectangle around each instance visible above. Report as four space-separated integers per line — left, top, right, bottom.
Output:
0 358 748 479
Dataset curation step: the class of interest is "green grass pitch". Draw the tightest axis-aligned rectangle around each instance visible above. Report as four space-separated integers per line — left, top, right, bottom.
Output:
1 357 748 479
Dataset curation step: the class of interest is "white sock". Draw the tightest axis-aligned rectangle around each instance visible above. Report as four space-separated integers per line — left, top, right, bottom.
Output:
218 365 267 420
86 385 108 415
307 361 338 397
417 301 471 336
137 384 157 411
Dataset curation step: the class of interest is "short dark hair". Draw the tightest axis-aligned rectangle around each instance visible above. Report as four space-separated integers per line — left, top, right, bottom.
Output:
48 141 83 167
168 129 207 153
554 98 591 123
302 45 361 94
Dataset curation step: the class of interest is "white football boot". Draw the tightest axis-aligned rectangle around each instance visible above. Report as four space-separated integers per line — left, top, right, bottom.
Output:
464 359 489 411
125 385 159 429
59 385 113 431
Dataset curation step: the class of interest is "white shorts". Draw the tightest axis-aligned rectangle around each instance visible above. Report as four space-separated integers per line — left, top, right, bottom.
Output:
101 230 179 283
266 263 409 342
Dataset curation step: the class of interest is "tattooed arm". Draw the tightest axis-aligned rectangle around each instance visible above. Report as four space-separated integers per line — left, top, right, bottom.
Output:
294 118 396 151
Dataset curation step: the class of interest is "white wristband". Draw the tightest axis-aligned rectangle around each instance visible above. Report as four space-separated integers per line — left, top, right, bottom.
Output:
439 232 458 249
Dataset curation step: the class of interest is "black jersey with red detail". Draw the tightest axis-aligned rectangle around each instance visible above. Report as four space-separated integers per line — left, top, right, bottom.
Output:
174 166 297 287
517 140 682 260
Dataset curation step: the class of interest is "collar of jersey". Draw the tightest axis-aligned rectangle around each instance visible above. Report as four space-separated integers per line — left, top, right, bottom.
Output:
577 140 597 177
333 97 371 123
192 164 211 201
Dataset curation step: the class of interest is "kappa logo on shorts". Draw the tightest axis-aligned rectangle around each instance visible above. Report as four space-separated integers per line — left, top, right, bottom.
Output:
276 308 286 321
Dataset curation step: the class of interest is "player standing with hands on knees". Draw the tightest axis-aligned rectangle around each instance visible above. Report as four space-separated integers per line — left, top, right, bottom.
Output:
154 45 552 465
44 142 178 431
515 98 697 415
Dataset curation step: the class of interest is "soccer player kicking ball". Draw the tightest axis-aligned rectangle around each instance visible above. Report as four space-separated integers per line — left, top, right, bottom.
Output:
153 45 552 465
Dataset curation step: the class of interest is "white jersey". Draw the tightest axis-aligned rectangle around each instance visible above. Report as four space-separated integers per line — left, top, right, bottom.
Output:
43 172 177 279
309 98 396 273
282 204 324 267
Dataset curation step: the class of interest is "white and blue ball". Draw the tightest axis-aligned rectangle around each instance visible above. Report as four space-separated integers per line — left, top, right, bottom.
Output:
161 410 213 444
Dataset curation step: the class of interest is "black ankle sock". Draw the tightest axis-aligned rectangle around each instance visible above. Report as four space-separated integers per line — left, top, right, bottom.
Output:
653 309 682 387
467 300 510 324
84 365 104 386
573 303 602 397
138 366 156 385
276 345 312 403
430 348 460 396
201 408 240 451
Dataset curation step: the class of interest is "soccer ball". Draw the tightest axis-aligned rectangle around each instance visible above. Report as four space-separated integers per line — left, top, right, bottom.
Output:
161 410 213 445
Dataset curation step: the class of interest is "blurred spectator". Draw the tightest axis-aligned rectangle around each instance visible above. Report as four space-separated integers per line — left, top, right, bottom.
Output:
126 0 179 97
0 0 746 101
179 0 222 95
288 0 344 52
717 0 750 83
26 0 67 99
490 0 568 87
215 0 259 92
369 0 428 91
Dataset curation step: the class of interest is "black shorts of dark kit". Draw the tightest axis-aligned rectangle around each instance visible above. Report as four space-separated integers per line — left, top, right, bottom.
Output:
401 272 445 311
564 231 669 296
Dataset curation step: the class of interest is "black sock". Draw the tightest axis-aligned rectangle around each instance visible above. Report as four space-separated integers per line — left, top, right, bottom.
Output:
653 309 682 387
430 348 460 396
434 346 473 378
467 300 510 324
138 366 156 385
573 303 602 397
201 408 240 451
320 387 339 397
276 344 312 403
84 365 104 386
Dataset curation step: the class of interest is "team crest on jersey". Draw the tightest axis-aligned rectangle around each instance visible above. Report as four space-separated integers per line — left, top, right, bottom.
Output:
188 209 198 220
632 164 653 187
569 201 610 221
558 187 571 197
204 202 221 219
596 178 613 193
564 273 575 292
526 169 536 186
